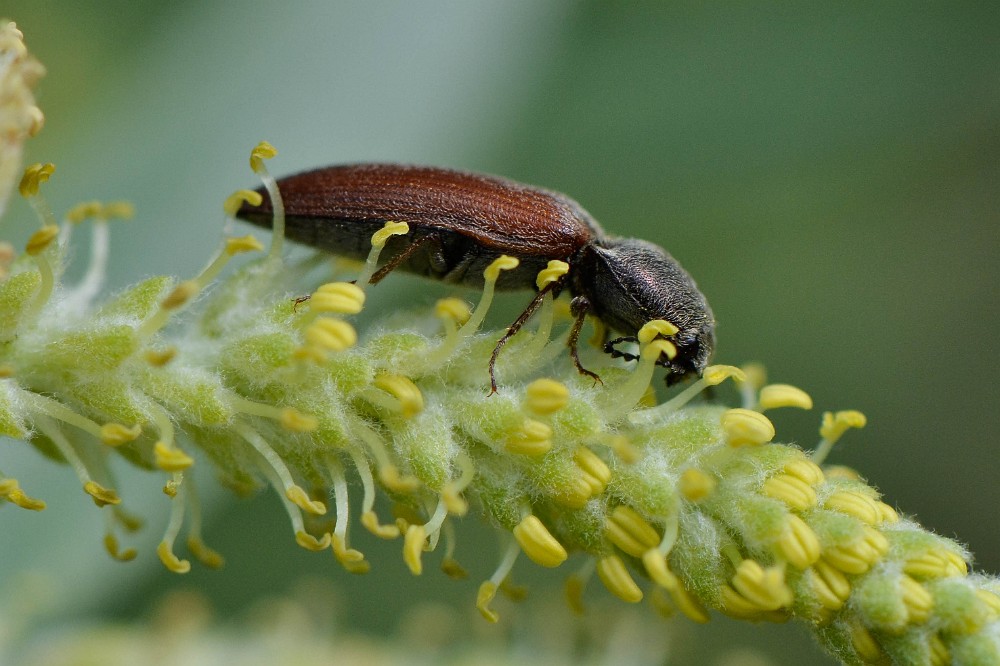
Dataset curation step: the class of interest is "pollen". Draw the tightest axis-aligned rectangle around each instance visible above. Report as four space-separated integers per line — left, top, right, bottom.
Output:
535 259 569 290
721 408 775 447
513 515 568 568
99 422 142 447
679 468 716 501
504 418 552 456
24 224 57 255
524 378 570 415
606 506 660 558
597 554 644 603
223 189 263 217
373 374 424 418
309 282 366 315
759 384 813 411
153 441 195 472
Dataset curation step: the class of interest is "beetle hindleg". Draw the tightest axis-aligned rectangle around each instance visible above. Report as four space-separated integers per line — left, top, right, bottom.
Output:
368 232 439 285
604 336 640 362
567 296 602 385
488 275 566 394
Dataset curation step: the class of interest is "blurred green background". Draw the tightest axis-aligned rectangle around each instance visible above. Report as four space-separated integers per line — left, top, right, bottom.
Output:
2 2 997 664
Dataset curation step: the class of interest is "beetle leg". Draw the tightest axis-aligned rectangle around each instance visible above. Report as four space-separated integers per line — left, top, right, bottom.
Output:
567 296 602 385
488 276 566 394
368 232 438 285
604 336 640 362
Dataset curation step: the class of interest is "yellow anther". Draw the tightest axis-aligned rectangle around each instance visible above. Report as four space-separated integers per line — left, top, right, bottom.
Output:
154 441 194 472
762 474 817 511
27 107 45 137
721 408 775 447
565 575 587 615
293 345 329 364
825 490 882 525
434 297 471 325
1 480 46 511
144 347 177 367
929 635 949 666
309 282 366 314
535 259 569 289
505 419 552 456
513 515 568 568
739 362 768 390
160 280 198 310
484 255 520 281
641 339 677 363
776 514 821 569
820 410 867 443
18 162 55 197
824 526 889 575
285 485 326 515
249 141 277 171
66 200 102 223
574 447 611 492
156 541 191 574
371 220 409 248
163 480 179 497
403 524 427 575
379 465 421 493
100 423 142 447
295 531 332 552
331 534 366 565
759 384 813 411
609 435 640 464
305 317 357 352
899 574 933 624
499 579 528 601
824 465 861 481
441 484 469 516
25 224 58 255
730 560 793 611
606 506 660 558
84 481 121 507
876 502 899 524
101 201 135 220
811 559 852 610
849 623 884 663
373 374 423 418
0 365 13 378
552 475 593 509
642 550 678 590
223 189 263 217
104 534 137 562
441 557 468 579
279 407 318 432
597 555 644 603
187 536 225 569
703 365 747 386
783 458 825 486
975 590 1000 619
679 468 716 501
904 549 968 579
361 510 401 539
477 581 500 623
637 319 679 344
524 378 570 415
224 234 264 255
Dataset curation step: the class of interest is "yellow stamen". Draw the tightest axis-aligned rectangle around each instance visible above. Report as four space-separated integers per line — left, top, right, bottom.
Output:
637 319 680 344
504 418 552 456
929 634 950 666
606 506 660 558
361 510 401 539
157 541 191 574
478 539 521 622
224 234 264 255
373 374 424 418
459 256 519 338
371 220 409 248
100 423 141 447
565 574 587 615
477 581 501 623
904 549 968 579
811 558 852 610
574 446 611 495
608 435 641 464
101 201 135 220
824 490 882 525
629 366 746 425
1 479 46 510
597 554 643 603
758 383 813 411
776 514 821 569
535 259 569 289
144 347 177 367
159 280 198 310
154 441 194 472
186 535 225 569
379 464 421 494
721 408 775 447
813 410 867 464
679 468 716 501
730 559 793 611
876 502 899 524
223 189 263 217
513 515 568 568
309 281 366 315
899 574 933 624
524 378 569 415
83 481 121 508
823 526 889 575
403 524 427 575
783 458 825 486
279 407 318 432
249 141 277 172
103 533 137 562
24 224 58 255
762 473 817 511
849 622 884 663
306 317 357 354
18 162 55 197
285 485 326 516
67 200 103 223
295 531 332 552
434 297 471 326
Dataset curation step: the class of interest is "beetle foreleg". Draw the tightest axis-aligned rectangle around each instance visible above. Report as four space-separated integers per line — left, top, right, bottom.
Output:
604 336 640 362
567 296 602 385
488 276 566 394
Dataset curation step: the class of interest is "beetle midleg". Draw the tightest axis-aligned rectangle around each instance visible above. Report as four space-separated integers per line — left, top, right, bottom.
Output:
488 275 566 394
567 296 602 385
368 232 440 285
604 336 640 362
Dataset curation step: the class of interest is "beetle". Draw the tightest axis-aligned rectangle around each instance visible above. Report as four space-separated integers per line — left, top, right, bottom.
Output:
236 164 715 391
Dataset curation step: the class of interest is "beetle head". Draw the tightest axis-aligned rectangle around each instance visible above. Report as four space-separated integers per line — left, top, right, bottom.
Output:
575 237 715 384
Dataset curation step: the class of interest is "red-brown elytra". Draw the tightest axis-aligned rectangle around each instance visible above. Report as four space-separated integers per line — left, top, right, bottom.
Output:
236 164 715 391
